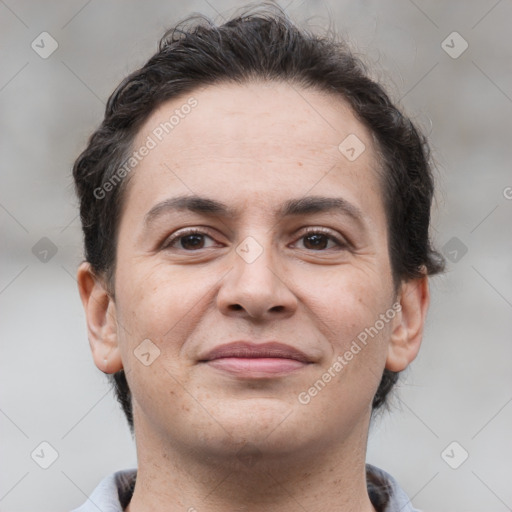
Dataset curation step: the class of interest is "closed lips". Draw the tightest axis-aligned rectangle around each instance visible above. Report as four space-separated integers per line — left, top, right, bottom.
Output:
200 342 312 363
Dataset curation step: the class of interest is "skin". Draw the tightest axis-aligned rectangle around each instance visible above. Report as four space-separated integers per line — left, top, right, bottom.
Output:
77 81 429 512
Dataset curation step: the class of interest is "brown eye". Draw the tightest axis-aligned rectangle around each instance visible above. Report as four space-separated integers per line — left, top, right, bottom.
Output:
302 233 335 250
162 229 217 251
295 229 348 251
178 233 207 250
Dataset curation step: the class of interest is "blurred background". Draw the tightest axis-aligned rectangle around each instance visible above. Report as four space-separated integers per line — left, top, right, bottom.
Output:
1 1 511 511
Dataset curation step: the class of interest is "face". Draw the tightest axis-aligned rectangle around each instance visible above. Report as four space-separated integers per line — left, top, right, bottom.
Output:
80 81 427 464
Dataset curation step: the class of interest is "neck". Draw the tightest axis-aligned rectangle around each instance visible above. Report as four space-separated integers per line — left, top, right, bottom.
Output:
125 416 377 512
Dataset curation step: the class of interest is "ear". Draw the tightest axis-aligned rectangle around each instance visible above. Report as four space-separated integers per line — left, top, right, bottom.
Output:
385 273 430 372
76 261 123 374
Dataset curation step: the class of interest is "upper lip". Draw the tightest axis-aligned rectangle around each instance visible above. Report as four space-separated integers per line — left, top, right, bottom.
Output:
199 341 312 363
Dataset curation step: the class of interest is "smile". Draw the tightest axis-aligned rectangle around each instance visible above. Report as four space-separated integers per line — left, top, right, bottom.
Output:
204 357 309 376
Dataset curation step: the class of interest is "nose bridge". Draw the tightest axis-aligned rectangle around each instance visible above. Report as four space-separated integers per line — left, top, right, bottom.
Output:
233 233 278 291
217 232 296 318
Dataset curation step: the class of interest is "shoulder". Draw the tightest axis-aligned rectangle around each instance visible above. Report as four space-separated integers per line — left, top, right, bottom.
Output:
366 463 422 512
69 468 137 512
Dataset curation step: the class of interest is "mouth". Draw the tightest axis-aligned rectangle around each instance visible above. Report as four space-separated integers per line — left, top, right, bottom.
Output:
198 341 313 377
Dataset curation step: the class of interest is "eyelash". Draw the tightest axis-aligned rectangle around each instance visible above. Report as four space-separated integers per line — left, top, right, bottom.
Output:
161 227 349 251
161 228 218 250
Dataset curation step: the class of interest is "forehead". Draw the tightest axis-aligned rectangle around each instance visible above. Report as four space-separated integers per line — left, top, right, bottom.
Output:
135 80 370 160
123 80 384 223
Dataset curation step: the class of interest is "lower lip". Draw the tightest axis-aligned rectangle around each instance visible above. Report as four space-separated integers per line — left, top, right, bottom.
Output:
206 357 307 375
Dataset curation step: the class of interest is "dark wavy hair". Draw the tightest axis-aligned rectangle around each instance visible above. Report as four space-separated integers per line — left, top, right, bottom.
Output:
73 3 445 434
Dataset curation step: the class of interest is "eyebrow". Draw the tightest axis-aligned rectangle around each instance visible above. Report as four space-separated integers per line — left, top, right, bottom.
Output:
143 194 366 229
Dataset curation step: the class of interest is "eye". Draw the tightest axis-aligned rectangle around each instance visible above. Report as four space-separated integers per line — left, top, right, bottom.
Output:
161 228 218 251
294 228 348 251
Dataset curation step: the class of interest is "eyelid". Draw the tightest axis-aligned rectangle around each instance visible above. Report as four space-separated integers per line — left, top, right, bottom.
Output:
294 226 350 249
160 226 350 251
160 227 220 249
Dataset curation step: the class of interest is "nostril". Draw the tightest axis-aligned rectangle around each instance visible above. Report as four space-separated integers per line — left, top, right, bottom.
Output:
230 304 243 311
270 305 285 313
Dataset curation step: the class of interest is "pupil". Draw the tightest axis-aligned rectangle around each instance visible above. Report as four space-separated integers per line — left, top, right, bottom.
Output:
182 234 203 249
305 234 327 250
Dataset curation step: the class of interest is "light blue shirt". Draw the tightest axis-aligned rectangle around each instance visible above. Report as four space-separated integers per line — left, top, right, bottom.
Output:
70 463 420 512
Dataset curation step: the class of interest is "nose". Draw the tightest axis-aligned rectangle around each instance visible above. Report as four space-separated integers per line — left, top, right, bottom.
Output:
216 237 298 320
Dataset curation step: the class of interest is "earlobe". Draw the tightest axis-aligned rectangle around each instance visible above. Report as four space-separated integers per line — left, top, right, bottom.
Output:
385 274 430 373
76 262 123 374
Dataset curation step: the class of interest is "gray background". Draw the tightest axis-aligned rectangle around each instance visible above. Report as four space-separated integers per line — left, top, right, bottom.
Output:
1 1 511 511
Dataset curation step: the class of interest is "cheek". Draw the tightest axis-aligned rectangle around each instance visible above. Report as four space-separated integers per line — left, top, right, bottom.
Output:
302 265 391 335
114 261 219 368
297 264 394 397
113 265 176 361
302 277 394 422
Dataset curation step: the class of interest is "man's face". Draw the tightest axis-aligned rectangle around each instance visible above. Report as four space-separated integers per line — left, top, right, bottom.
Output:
108 81 400 460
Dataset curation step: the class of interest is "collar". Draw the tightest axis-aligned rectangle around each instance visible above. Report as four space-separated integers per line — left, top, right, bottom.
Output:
70 463 420 512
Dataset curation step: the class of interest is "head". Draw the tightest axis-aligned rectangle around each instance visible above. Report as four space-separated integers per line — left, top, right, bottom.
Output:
74 4 445 446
